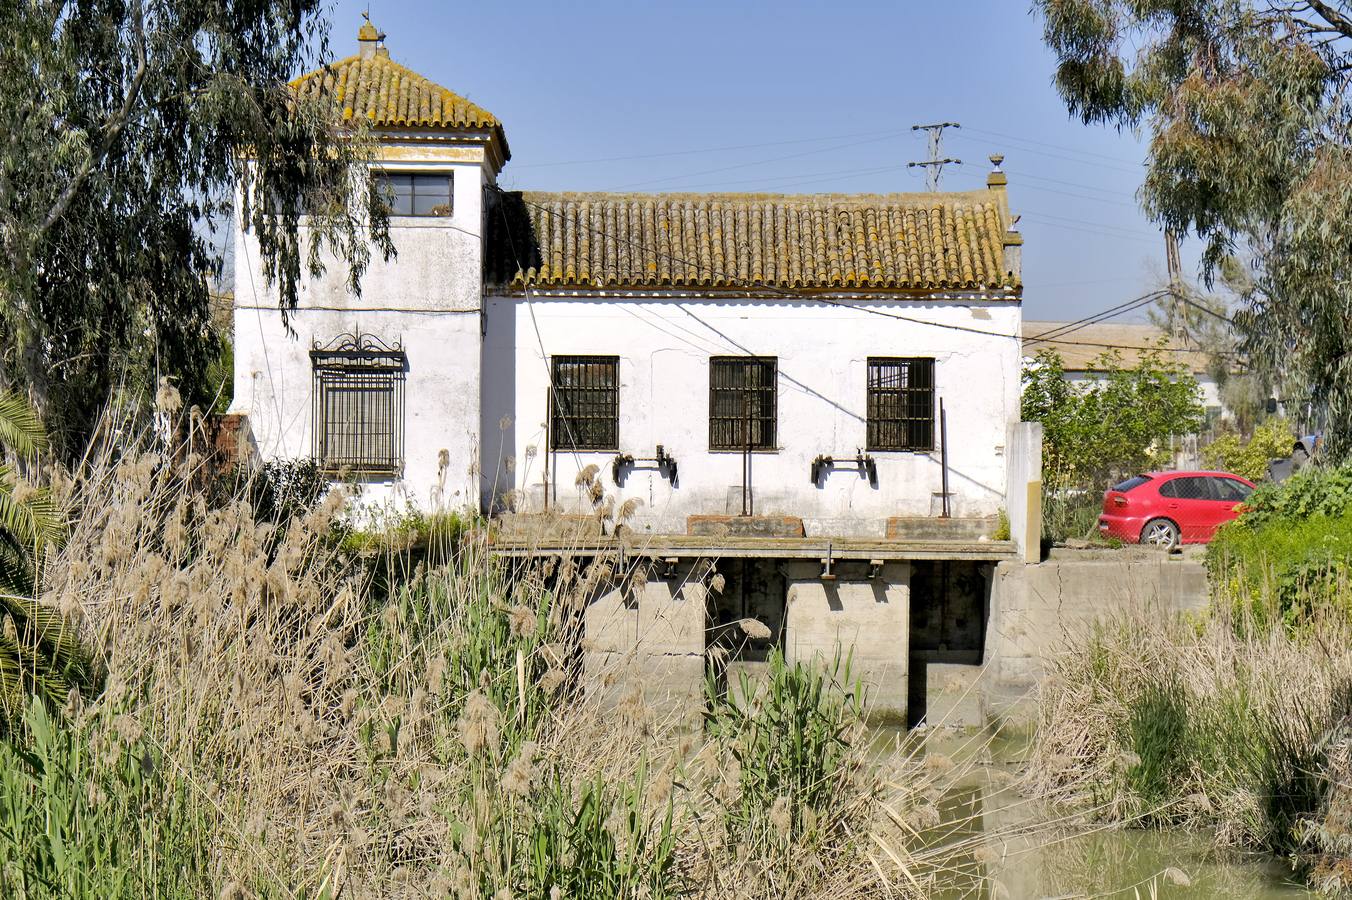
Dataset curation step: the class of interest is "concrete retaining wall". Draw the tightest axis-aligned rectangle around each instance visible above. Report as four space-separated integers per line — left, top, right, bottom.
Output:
983 551 1208 720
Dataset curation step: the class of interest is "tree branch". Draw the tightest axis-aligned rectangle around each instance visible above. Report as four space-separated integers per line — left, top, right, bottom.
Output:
1303 0 1352 40
37 0 148 239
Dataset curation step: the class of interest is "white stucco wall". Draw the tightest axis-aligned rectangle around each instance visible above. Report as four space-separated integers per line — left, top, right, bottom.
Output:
231 142 491 512
482 295 1021 536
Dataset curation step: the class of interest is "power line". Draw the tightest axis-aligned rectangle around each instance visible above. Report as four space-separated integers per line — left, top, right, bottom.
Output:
508 127 909 169
611 130 910 190
488 186 1244 361
961 125 1143 167
1025 290 1170 344
949 130 1143 175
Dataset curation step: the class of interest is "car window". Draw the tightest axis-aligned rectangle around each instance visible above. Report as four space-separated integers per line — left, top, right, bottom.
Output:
1211 477 1252 502
1111 475 1152 493
1159 476 1211 500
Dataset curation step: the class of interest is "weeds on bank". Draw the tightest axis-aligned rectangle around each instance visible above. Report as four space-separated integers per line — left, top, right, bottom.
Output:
1031 610 1352 892
0 406 1000 897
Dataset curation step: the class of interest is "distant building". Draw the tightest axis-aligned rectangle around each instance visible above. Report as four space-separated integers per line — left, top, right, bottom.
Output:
1022 320 1225 421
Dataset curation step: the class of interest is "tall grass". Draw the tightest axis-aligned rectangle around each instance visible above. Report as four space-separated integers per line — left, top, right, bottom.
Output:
0 408 1004 897
1030 609 1352 891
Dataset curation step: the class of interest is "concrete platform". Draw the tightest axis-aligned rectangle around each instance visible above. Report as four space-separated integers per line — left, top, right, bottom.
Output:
487 533 1018 562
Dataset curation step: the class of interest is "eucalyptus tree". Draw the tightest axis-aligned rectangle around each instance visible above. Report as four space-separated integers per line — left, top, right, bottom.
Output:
0 0 391 448
1034 0 1352 454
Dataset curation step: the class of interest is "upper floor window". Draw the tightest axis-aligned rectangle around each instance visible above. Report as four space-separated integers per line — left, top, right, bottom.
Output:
310 333 406 477
372 172 453 217
550 356 619 451
867 357 935 451
709 357 777 451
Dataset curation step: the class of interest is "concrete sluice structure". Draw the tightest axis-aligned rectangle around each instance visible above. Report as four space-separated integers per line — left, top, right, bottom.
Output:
491 526 1015 726
492 530 1212 727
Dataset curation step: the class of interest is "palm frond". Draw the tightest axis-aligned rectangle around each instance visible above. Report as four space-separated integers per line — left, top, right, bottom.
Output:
0 392 48 459
0 470 65 552
0 535 35 597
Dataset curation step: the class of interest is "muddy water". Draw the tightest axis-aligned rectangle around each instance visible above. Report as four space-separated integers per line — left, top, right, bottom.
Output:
871 728 1315 898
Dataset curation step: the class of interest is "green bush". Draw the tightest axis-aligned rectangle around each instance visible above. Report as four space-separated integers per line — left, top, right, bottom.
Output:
1201 419 1294 482
1208 464 1352 630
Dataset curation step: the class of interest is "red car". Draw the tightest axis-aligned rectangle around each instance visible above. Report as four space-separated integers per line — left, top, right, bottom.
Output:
1097 471 1256 548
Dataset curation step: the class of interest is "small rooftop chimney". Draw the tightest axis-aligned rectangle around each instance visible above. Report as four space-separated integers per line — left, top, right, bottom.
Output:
358 14 387 60
986 154 1022 283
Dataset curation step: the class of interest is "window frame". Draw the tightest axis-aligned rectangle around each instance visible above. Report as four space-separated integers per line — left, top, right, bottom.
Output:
371 170 454 218
549 355 620 452
310 333 407 478
708 356 778 452
865 357 936 452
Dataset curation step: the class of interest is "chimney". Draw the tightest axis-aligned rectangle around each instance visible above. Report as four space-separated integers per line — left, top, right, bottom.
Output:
987 154 1022 283
358 16 386 60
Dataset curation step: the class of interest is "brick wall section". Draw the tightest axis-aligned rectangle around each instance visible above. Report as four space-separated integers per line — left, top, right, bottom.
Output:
209 413 257 470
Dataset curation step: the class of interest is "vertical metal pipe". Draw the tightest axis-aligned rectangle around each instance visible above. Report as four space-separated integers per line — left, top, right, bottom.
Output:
940 398 950 518
742 389 751 516
543 387 552 511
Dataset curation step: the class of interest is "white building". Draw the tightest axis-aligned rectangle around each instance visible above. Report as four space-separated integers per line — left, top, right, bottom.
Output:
231 24 1026 541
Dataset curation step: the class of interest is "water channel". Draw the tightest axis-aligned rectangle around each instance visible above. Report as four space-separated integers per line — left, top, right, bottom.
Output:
872 727 1316 899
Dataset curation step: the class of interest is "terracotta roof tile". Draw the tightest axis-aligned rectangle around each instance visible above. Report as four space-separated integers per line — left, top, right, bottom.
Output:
291 54 509 160
486 190 1019 294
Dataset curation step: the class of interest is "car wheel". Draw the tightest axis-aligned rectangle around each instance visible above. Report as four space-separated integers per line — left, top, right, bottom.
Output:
1141 518 1180 549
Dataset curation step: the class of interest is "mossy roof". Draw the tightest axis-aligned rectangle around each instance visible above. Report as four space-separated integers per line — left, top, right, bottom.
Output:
291 53 509 160
485 190 1019 293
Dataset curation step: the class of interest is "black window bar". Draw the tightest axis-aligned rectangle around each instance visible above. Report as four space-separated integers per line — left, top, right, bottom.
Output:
867 357 935 451
550 356 619 451
311 333 407 477
710 357 777 451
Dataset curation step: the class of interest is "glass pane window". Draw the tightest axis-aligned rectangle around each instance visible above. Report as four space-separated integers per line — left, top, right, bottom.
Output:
1211 477 1252 502
550 356 619 451
1160 477 1211 500
866 357 935 451
373 172 453 217
709 357 777 451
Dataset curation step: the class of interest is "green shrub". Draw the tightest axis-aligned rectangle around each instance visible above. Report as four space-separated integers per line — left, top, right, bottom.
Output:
1201 419 1294 482
1208 464 1352 630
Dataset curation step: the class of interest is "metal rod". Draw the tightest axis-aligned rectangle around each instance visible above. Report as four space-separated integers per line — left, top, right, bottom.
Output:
543 389 552 511
742 391 751 516
940 398 950 518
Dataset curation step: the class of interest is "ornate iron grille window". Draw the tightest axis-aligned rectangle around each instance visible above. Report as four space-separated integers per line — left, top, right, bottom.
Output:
372 172 453 217
549 356 619 451
709 357 777 451
867 357 935 451
310 334 406 476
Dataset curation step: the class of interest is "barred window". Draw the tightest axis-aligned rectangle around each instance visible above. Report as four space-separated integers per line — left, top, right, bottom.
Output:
310 334 406 477
867 358 935 451
709 357 777 451
550 356 619 451
372 172 453 217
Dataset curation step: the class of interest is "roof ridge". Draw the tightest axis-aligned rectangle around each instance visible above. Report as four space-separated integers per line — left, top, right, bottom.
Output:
515 188 1001 204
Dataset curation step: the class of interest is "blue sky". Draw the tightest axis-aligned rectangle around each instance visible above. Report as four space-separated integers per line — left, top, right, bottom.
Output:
332 0 1178 321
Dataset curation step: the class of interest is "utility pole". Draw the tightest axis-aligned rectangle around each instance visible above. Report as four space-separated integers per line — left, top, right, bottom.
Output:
1164 227 1186 340
908 122 962 191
